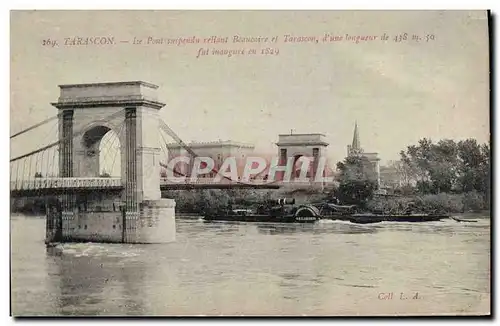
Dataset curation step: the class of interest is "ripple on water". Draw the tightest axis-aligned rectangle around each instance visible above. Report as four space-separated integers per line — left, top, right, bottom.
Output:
53 243 144 258
10 215 491 316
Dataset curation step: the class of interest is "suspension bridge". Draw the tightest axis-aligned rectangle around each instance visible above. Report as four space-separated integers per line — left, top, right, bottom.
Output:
10 81 281 244
10 82 282 195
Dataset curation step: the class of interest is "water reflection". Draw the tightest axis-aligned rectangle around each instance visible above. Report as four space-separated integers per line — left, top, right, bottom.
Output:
12 215 491 316
45 244 148 315
371 218 490 235
255 222 378 235
183 217 489 237
191 217 380 236
200 221 245 234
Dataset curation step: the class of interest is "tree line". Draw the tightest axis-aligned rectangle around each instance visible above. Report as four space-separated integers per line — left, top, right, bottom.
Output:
398 138 490 196
334 138 490 209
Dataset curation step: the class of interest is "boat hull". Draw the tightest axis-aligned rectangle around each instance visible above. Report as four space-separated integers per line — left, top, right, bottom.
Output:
203 214 318 223
329 214 449 224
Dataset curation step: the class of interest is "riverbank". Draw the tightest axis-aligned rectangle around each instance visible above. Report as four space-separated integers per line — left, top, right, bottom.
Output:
11 213 491 315
165 189 490 216
11 189 490 216
366 191 489 214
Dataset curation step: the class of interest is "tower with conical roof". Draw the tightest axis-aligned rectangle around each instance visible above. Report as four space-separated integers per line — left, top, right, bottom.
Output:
352 121 360 150
346 121 381 189
347 121 363 156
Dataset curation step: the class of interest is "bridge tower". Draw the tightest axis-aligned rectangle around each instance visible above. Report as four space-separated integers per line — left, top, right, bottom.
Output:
276 132 329 190
51 81 175 243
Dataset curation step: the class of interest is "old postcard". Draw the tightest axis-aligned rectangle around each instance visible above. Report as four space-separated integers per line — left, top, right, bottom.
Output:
10 10 490 316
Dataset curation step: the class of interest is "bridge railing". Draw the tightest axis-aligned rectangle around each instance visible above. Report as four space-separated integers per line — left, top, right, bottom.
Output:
159 177 282 186
159 177 232 185
10 177 122 191
10 176 319 192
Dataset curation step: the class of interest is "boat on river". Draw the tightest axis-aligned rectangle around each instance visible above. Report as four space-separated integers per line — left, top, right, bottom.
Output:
334 213 449 224
202 198 450 224
316 202 450 224
203 198 320 223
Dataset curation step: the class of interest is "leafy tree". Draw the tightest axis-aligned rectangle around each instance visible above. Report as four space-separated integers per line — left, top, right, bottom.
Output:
457 139 485 192
480 141 491 205
190 189 232 213
400 138 434 192
400 138 490 196
389 160 416 188
335 156 377 205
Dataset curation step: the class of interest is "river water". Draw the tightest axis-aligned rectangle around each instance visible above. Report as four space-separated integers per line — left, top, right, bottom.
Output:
11 214 490 316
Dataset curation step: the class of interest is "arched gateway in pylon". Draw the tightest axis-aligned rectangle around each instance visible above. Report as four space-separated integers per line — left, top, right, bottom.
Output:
276 132 329 189
50 81 175 244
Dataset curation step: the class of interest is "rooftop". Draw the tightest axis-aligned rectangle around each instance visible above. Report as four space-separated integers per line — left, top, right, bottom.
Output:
51 81 164 110
58 81 159 89
278 133 326 137
277 133 329 147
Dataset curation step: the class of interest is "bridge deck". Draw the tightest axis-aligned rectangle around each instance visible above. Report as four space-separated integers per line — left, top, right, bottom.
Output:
10 178 123 191
10 177 282 196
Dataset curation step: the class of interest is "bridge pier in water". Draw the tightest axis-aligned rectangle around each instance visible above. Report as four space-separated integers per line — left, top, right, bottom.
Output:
48 81 176 244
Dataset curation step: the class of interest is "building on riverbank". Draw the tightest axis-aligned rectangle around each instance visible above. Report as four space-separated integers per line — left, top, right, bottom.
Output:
166 140 255 177
346 122 381 188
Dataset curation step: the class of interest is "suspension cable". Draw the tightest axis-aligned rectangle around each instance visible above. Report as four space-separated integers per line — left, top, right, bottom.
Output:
108 122 125 176
10 109 125 163
158 121 277 186
51 147 56 177
99 124 119 175
10 114 59 139
159 129 187 177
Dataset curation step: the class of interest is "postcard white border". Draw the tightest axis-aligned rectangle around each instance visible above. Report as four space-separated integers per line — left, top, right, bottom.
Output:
3 1 497 324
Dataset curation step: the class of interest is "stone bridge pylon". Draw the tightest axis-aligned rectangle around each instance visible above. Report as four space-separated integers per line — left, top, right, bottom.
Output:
48 81 175 244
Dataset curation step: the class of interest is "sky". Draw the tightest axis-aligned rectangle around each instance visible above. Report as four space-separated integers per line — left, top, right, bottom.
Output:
10 10 490 170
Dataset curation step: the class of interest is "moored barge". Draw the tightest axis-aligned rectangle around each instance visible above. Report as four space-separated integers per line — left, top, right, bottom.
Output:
202 199 450 224
203 198 320 223
317 202 450 224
